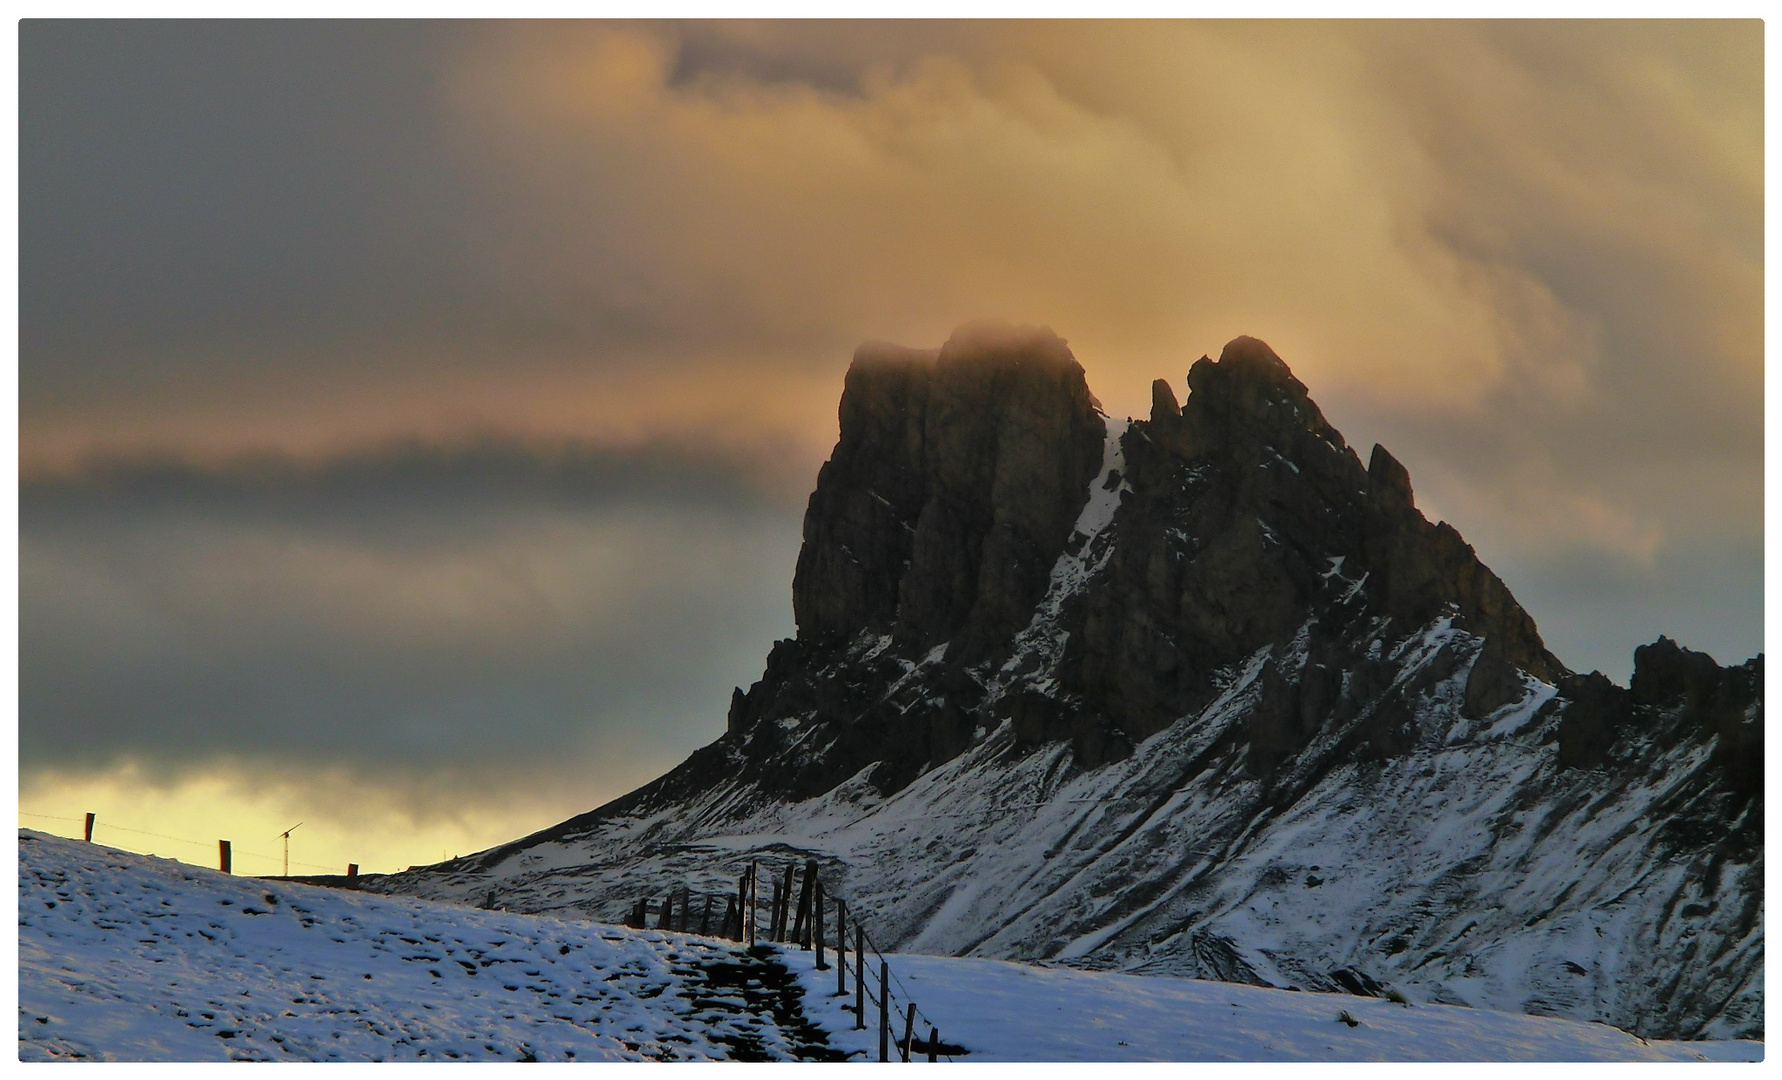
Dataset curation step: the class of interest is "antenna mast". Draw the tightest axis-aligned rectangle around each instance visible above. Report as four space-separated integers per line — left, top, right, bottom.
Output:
278 822 304 877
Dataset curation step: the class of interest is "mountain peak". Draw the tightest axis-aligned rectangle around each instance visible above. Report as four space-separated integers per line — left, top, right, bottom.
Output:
373 328 1763 1045
778 329 1568 776
1213 333 1301 386
793 322 1105 659
939 318 1074 363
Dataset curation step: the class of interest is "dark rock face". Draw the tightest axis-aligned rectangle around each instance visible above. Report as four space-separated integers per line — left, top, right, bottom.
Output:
791 322 1105 661
735 330 1748 801
1555 637 1764 801
789 342 937 641
1040 336 1565 775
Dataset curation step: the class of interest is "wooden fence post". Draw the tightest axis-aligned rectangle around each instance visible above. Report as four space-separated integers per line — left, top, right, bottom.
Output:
699 894 712 936
347 863 358 882
792 859 816 948
657 893 674 930
778 863 795 941
83 812 95 842
928 1026 939 1062
901 1002 916 1062
854 925 866 1029
878 961 890 1062
749 861 759 947
765 870 777 941
218 839 232 874
836 899 848 996
814 885 827 969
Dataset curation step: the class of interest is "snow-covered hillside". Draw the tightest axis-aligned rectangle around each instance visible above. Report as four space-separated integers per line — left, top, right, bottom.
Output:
17 831 835 1062
16 832 1760 1061
362 664 1761 1040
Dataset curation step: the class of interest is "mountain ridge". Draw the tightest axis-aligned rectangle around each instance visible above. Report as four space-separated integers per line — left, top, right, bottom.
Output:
363 324 1762 1040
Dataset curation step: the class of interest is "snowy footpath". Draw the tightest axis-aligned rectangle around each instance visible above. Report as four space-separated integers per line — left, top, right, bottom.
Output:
18 831 1761 1062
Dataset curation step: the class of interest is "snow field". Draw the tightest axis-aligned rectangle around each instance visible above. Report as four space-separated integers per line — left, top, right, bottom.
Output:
790 951 1762 1062
19 830 1760 1063
17 831 836 1062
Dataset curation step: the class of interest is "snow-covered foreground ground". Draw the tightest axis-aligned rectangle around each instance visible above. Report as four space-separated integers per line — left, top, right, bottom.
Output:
18 831 834 1062
792 953 1761 1062
18 831 1761 1062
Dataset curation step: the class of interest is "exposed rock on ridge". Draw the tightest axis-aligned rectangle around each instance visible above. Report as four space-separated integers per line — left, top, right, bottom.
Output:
743 332 1575 784
790 322 1105 661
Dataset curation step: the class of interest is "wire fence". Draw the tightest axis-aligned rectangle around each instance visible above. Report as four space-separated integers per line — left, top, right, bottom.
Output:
22 811 954 1059
18 810 349 875
626 858 957 1062
855 917 953 1062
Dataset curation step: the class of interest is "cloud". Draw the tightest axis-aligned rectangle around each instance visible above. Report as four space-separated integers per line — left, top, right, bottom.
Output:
23 23 1758 561
440 20 1758 543
21 439 804 788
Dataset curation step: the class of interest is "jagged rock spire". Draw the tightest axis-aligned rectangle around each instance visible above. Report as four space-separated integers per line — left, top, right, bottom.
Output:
792 322 1105 661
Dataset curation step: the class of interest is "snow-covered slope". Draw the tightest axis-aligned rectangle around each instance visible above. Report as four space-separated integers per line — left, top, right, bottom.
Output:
17 831 836 1062
365 329 1762 1042
360 648 1760 1041
16 832 1758 1062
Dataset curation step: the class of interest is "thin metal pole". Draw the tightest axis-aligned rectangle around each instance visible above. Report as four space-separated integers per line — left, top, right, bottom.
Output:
279 822 303 878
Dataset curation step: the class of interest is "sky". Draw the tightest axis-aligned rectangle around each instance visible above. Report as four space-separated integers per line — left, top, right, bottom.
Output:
17 19 1763 876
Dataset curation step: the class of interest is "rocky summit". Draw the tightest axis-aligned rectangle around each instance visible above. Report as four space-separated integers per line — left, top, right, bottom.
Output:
365 324 1763 1040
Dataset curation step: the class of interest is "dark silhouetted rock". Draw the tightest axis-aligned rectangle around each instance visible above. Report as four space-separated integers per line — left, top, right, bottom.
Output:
620 329 1751 806
791 322 1104 665
1554 671 1636 769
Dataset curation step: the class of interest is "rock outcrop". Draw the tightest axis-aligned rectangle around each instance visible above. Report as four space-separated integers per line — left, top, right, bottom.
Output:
741 332 1581 787
791 322 1105 661
1556 636 1763 802
366 328 1763 1042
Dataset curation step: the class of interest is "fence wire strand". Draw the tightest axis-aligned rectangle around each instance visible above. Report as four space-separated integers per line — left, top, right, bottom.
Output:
27 816 954 1060
20 814 344 874
674 858 955 1061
